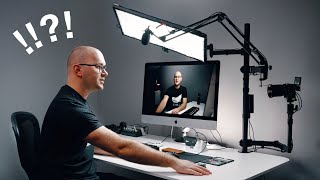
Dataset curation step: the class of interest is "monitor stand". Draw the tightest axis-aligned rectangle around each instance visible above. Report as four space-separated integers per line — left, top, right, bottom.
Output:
170 126 189 143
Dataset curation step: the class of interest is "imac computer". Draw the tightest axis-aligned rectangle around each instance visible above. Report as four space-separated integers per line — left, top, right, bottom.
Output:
141 61 220 130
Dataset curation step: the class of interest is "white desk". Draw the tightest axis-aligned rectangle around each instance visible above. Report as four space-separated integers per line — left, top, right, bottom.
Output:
94 135 289 180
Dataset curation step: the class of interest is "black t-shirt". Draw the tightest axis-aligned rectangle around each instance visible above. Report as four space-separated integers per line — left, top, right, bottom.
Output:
164 85 187 111
39 85 103 180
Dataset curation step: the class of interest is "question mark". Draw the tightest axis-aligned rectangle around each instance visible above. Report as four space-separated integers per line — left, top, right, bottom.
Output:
40 14 59 42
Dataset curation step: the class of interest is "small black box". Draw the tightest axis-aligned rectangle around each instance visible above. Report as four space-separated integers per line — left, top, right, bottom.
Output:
184 136 197 146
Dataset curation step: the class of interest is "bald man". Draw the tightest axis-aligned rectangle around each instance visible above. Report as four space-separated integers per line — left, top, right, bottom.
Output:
38 46 210 179
156 71 188 114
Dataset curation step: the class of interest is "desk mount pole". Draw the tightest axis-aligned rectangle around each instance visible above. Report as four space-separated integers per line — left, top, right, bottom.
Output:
240 23 251 153
213 23 253 153
202 18 269 153
209 23 253 153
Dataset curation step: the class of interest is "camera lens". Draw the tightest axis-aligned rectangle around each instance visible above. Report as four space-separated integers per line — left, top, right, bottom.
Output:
267 84 284 98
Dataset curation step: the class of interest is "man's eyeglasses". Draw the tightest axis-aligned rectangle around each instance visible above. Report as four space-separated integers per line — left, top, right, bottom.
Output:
78 64 107 73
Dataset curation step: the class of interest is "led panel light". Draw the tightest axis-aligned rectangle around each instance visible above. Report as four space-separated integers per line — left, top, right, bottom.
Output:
113 4 207 62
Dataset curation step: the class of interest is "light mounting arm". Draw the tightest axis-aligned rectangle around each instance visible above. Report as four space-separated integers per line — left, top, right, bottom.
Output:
154 12 271 81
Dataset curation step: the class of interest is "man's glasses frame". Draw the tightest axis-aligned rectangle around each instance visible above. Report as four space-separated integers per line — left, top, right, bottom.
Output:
78 64 107 73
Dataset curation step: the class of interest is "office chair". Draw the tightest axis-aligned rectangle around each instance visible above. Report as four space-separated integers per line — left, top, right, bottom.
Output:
11 111 40 180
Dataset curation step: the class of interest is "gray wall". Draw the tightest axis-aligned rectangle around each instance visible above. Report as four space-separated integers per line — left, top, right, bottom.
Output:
1 0 319 179
0 0 102 179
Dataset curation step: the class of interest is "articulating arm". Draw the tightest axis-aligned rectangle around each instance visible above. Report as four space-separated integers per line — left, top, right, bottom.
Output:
159 12 271 81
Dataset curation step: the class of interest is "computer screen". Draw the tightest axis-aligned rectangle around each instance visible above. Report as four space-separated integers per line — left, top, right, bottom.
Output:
141 61 220 130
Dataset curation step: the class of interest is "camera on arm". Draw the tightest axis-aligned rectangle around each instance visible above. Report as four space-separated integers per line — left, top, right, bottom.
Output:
241 77 302 153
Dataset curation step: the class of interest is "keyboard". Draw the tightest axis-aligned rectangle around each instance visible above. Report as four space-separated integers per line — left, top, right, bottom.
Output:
182 106 199 116
178 152 212 163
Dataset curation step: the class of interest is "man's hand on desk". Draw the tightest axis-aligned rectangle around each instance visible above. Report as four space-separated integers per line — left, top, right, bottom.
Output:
171 108 180 114
171 159 212 176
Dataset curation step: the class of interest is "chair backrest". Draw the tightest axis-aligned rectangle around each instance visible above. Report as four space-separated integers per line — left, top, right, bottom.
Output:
11 111 40 180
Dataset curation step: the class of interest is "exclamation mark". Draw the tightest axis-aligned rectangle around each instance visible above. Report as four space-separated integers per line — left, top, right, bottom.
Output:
64 11 73 39
25 22 43 49
13 30 34 54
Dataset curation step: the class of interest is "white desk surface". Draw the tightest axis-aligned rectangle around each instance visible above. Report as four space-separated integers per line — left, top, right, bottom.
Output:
94 134 289 180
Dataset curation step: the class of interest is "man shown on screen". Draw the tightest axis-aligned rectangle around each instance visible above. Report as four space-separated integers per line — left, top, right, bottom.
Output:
156 71 187 114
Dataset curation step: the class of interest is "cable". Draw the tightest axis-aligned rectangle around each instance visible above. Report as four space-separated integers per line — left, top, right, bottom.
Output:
209 130 222 145
252 146 282 152
249 119 257 151
248 120 252 140
248 120 255 151
160 134 171 144
210 130 219 144
292 92 302 115
146 134 172 146
215 130 223 144
296 92 302 111
208 130 236 150
195 131 208 154
196 131 231 151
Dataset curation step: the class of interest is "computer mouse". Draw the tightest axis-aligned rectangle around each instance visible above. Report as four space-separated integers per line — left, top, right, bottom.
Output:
166 152 180 158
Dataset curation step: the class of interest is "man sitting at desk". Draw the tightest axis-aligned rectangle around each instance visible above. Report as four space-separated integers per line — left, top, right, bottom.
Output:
155 71 187 114
38 46 210 180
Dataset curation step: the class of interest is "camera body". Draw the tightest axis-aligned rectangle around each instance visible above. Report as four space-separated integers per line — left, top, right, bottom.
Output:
267 77 301 102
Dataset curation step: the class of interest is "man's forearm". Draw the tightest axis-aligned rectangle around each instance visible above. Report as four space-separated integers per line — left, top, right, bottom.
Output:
156 101 166 113
117 139 177 167
177 103 187 112
94 146 114 156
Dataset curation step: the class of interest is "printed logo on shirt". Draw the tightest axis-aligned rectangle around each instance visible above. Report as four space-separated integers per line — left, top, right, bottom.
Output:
172 94 182 107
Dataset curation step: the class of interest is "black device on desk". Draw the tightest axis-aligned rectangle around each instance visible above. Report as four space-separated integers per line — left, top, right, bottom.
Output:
106 122 143 137
182 106 200 116
105 121 127 134
121 126 143 137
